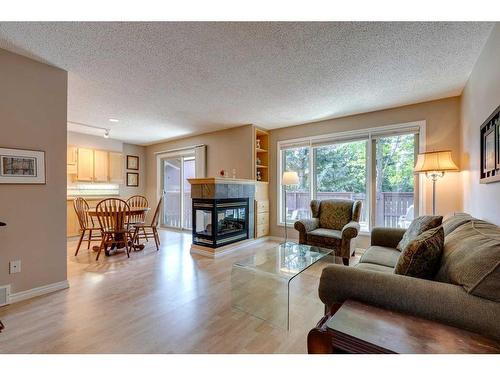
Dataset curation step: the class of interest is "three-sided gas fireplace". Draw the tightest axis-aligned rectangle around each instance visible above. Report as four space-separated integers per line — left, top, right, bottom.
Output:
192 198 249 248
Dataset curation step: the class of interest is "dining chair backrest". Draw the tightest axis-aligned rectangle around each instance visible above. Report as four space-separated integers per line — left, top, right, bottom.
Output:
127 195 149 223
96 198 131 233
150 196 163 227
73 197 93 230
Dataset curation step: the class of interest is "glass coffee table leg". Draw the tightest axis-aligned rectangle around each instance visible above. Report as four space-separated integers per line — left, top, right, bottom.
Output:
287 279 291 331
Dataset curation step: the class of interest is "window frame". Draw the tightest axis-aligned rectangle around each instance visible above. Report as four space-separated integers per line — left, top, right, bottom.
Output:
277 121 426 233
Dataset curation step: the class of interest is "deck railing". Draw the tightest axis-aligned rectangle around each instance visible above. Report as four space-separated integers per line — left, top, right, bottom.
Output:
285 191 414 228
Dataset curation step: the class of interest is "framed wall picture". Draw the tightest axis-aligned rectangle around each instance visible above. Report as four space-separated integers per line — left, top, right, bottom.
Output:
126 155 139 170
127 172 139 187
496 118 500 169
483 127 496 173
0 147 46 184
480 104 500 183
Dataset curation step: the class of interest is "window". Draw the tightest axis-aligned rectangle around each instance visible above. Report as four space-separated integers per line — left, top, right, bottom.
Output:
278 123 422 232
280 145 311 224
314 140 369 232
375 134 416 228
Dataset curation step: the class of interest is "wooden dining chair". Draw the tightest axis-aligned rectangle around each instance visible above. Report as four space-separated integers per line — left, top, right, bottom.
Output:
95 198 133 261
127 195 149 240
73 197 102 256
131 196 163 251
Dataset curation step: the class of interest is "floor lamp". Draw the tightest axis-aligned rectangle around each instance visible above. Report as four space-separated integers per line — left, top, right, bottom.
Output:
282 171 299 244
414 150 459 215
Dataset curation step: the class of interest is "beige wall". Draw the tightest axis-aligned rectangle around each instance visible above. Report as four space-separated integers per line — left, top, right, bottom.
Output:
461 24 500 225
122 143 147 198
268 97 462 239
145 125 254 206
0 49 68 293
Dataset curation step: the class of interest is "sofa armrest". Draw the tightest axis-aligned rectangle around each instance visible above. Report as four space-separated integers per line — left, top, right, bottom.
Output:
370 227 406 248
341 221 360 240
294 218 319 233
318 265 500 341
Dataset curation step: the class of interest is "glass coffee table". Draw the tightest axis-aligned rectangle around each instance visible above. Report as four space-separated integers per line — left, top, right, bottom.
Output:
231 242 333 330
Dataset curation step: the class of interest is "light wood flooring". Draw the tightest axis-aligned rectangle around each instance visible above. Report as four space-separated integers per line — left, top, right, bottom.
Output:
0 230 358 353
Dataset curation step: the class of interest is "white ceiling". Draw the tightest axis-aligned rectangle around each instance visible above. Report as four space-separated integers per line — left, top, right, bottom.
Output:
0 22 494 145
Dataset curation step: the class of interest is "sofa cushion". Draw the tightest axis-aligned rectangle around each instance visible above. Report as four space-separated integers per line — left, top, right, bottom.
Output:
319 200 353 230
395 226 444 279
442 213 473 236
397 215 443 251
354 263 394 273
359 246 400 268
436 220 500 302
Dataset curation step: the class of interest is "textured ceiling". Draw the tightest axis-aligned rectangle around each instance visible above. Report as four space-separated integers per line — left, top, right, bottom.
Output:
0 22 494 145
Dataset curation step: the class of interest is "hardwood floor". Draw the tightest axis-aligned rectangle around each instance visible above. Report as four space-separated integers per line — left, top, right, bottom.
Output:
0 230 356 353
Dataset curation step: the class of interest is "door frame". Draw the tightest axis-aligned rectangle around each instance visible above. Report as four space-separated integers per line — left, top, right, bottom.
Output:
156 150 195 230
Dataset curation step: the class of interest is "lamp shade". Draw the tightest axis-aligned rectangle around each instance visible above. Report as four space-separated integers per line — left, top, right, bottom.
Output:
414 150 459 173
282 171 299 185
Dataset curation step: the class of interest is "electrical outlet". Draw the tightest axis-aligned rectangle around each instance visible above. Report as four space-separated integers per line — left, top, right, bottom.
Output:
9 260 21 274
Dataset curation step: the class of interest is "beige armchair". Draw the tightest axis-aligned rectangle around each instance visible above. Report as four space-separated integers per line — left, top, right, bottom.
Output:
294 199 362 266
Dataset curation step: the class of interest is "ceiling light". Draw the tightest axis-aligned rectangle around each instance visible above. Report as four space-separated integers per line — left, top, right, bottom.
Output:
109 118 119 123
104 129 110 138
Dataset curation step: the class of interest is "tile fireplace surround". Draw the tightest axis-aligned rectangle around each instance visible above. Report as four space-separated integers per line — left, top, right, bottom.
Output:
188 178 256 257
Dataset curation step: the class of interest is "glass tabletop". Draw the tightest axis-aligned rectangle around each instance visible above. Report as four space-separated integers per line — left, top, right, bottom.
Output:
233 242 333 281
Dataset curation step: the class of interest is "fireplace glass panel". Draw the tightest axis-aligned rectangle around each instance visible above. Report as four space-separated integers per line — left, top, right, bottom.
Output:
217 207 246 237
195 209 212 236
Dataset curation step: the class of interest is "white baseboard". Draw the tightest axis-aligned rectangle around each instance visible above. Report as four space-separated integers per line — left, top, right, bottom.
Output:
9 280 70 304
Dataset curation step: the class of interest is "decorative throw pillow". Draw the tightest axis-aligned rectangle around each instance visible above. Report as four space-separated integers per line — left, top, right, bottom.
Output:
396 215 443 251
394 226 444 279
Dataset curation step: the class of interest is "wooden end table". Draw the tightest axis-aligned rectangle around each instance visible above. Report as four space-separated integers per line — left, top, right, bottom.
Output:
308 300 500 354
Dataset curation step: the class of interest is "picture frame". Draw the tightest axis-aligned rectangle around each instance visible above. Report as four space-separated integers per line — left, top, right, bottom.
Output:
480 104 500 183
496 118 500 169
126 155 139 170
483 127 496 173
126 172 139 187
0 147 46 184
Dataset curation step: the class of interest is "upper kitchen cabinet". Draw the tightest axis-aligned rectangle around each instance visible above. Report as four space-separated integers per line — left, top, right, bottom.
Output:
93 150 109 182
108 152 123 183
67 146 78 174
70 146 124 183
77 147 94 181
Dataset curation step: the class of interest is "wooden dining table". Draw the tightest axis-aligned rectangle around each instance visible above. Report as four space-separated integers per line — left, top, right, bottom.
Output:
87 206 151 256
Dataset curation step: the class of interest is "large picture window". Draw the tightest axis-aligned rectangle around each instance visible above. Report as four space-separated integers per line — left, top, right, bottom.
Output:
375 134 416 228
281 145 311 222
279 123 422 232
314 140 369 231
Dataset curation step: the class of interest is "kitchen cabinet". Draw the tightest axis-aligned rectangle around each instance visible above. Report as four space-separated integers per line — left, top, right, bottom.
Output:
77 148 94 181
67 146 78 174
108 152 123 183
71 147 124 183
93 150 109 182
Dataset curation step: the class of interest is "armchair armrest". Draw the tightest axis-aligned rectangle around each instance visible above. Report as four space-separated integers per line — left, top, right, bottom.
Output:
370 227 406 248
318 265 500 341
341 221 360 240
294 218 319 233
294 218 319 244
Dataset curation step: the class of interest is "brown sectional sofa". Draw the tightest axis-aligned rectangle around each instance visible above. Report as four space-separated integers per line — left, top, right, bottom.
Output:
318 213 500 341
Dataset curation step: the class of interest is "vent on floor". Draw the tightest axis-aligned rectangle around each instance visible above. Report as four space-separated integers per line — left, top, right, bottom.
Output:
0 285 10 307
